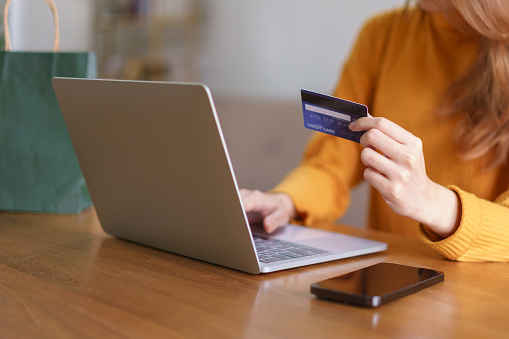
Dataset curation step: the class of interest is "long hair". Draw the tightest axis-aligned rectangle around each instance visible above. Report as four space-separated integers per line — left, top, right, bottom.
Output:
438 0 509 168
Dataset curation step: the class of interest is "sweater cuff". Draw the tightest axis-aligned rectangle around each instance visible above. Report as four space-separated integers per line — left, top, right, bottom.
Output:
270 182 320 227
270 165 349 227
418 185 482 260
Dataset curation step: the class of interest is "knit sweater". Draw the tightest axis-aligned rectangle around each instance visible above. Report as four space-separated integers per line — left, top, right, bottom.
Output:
273 7 509 261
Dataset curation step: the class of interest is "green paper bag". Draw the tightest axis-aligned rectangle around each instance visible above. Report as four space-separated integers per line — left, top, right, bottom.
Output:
0 0 96 213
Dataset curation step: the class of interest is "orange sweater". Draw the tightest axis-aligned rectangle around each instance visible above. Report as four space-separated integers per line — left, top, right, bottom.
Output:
273 7 509 261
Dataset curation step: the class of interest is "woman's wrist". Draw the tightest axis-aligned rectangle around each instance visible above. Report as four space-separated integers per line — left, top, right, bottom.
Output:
420 183 461 238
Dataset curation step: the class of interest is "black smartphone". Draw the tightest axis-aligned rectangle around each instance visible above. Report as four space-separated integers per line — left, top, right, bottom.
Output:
310 262 444 307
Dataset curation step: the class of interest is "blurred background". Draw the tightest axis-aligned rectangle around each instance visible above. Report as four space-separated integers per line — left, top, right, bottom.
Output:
1 0 402 226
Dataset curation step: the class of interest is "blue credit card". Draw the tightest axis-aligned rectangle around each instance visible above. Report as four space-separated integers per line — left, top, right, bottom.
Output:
301 89 368 143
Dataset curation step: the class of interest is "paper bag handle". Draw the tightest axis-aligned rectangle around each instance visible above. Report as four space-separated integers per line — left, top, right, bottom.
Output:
3 0 60 52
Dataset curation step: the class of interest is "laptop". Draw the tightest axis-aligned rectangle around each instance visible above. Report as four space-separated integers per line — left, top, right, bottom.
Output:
52 78 387 274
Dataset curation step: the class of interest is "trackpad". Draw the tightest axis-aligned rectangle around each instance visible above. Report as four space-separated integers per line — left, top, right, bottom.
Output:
250 223 328 242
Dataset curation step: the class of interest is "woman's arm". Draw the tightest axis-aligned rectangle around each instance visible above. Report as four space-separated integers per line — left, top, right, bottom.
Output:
419 186 509 262
349 116 461 237
351 116 509 262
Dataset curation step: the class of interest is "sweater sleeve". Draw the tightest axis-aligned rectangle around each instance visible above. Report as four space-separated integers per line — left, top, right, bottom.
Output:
419 186 509 261
272 13 394 226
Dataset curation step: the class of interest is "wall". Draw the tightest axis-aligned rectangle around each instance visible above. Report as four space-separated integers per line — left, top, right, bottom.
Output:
201 0 402 100
2 0 94 52
3 0 402 97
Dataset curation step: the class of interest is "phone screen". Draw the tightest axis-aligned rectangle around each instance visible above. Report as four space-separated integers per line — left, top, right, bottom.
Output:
310 262 444 307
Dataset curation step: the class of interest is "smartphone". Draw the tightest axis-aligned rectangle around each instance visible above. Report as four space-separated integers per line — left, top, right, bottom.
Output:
310 262 444 307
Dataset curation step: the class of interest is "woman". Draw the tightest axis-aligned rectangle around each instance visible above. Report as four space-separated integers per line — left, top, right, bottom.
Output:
241 0 509 262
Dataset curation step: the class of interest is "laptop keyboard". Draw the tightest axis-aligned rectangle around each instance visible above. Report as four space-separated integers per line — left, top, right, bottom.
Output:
253 236 330 264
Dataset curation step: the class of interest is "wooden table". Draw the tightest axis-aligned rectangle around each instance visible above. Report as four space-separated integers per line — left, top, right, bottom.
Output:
1 208 508 338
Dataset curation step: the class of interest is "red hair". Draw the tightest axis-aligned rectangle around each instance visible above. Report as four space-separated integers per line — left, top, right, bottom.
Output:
439 0 509 167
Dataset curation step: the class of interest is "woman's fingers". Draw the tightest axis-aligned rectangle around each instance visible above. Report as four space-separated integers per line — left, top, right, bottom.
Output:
351 116 415 144
351 117 425 177
350 116 434 222
263 207 291 233
240 189 296 233
360 147 394 178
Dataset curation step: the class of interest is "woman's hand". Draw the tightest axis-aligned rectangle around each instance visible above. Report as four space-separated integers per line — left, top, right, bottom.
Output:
240 189 297 233
349 117 461 238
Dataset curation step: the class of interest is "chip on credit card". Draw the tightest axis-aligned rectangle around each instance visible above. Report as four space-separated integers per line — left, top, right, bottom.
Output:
301 89 368 143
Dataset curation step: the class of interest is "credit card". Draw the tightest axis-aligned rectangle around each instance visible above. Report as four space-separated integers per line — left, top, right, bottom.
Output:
301 89 368 143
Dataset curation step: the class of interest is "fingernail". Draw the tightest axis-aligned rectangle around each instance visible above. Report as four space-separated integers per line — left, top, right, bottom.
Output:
349 121 356 130
265 220 274 233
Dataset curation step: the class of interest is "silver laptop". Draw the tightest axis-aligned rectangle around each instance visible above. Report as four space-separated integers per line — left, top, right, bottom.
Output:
52 78 387 274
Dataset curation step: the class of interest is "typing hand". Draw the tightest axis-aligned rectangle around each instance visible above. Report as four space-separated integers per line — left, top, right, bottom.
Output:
240 189 297 233
349 117 460 237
